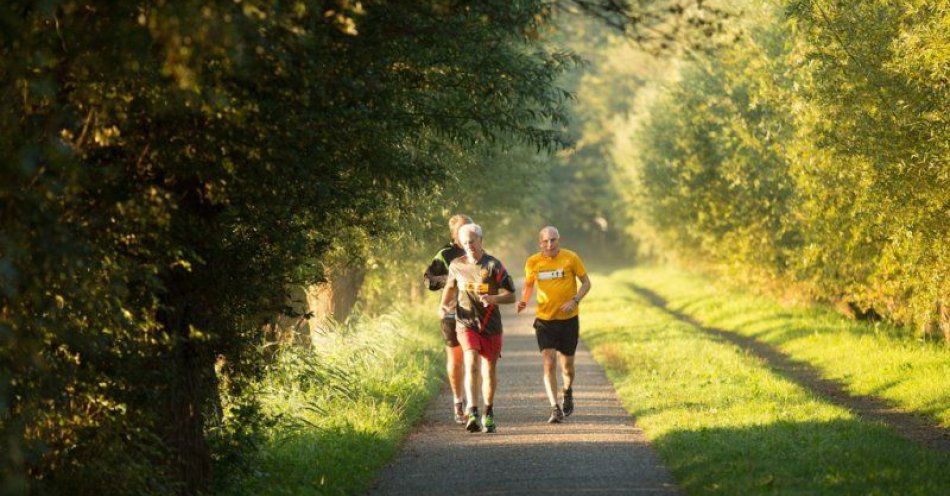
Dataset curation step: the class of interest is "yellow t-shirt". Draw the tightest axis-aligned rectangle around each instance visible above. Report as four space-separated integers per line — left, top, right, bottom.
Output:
524 248 587 320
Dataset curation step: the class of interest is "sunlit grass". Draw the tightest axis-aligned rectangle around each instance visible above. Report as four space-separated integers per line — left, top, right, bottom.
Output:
626 266 950 426
583 266 950 495
219 309 442 495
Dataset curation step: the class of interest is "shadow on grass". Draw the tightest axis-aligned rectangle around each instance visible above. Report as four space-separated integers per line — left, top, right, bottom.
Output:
627 283 950 453
625 271 920 346
655 419 950 495
656 292 844 348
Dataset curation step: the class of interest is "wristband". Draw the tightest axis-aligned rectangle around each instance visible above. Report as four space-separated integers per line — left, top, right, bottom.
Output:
572 295 580 304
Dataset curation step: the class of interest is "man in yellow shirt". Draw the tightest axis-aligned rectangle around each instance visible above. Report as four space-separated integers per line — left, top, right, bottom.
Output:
517 226 592 423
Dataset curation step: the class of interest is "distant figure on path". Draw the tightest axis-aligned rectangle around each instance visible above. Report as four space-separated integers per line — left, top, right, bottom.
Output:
517 226 591 423
441 224 516 433
424 214 473 424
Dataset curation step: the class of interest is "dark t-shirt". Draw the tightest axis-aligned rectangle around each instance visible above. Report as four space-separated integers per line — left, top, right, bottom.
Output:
447 253 515 335
423 242 465 291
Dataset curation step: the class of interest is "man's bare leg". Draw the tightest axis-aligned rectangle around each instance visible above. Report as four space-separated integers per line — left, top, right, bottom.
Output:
447 345 464 421
558 352 575 392
541 348 559 406
447 345 463 400
559 352 576 416
480 355 497 407
462 349 482 431
463 349 480 411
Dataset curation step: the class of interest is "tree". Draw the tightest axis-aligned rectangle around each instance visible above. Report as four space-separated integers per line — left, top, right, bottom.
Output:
1 1 575 493
610 0 949 339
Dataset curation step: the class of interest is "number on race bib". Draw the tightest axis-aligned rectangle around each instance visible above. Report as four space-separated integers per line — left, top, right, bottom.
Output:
537 269 565 281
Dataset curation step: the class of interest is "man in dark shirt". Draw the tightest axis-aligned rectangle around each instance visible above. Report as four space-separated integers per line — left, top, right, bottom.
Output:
423 214 471 423
441 223 516 433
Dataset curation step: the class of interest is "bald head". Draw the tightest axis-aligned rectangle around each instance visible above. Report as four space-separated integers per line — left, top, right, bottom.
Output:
539 226 560 257
539 226 559 241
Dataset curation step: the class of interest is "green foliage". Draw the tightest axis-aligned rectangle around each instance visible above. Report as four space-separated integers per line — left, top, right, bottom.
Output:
625 15 799 272
358 2 740 305
523 18 644 259
612 0 950 338
0 1 579 493
780 0 950 333
539 1 736 262
358 137 568 314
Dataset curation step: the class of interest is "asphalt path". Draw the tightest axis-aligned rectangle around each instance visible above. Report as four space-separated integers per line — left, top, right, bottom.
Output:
369 303 679 496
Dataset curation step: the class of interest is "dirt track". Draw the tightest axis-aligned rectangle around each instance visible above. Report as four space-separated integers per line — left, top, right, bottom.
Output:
369 303 679 496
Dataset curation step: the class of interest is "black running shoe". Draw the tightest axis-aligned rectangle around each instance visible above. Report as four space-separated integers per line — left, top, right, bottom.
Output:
454 402 466 424
563 391 574 417
465 412 481 432
548 405 564 424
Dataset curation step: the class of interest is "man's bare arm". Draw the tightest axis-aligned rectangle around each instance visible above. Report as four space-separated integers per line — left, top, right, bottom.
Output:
558 273 592 313
440 285 458 317
482 288 515 306
517 280 534 313
496 288 516 304
576 273 591 300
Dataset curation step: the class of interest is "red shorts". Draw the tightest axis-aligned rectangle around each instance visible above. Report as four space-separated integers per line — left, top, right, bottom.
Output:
457 329 503 361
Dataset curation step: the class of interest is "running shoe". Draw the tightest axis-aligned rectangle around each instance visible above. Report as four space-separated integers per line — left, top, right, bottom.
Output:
465 413 481 433
548 405 564 424
562 390 574 417
454 402 466 424
481 414 496 433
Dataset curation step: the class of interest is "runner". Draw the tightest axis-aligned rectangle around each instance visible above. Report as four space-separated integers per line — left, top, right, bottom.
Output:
441 224 516 433
423 214 472 424
517 226 591 423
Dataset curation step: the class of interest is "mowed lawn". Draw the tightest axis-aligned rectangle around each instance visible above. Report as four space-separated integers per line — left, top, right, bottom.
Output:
582 265 950 495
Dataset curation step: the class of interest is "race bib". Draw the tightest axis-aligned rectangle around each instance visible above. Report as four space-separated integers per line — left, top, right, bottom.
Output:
464 281 489 294
537 269 565 281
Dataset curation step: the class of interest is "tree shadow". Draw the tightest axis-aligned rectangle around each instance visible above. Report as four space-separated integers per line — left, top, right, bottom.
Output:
626 283 950 452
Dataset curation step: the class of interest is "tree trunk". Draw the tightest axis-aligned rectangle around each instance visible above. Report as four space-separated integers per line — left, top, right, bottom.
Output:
159 292 213 495
312 264 366 330
940 301 950 346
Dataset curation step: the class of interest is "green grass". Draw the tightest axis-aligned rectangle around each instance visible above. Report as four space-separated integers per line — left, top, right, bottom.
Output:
582 265 950 495
218 309 443 495
628 265 950 426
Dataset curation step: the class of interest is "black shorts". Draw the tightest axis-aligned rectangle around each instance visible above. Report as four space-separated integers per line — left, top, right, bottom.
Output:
533 316 579 356
441 318 460 347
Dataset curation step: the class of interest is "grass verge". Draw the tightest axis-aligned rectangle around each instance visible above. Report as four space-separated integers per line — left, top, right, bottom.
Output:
218 308 442 495
583 265 950 495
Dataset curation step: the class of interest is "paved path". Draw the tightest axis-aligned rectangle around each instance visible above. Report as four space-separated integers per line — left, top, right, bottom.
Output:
369 303 679 496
